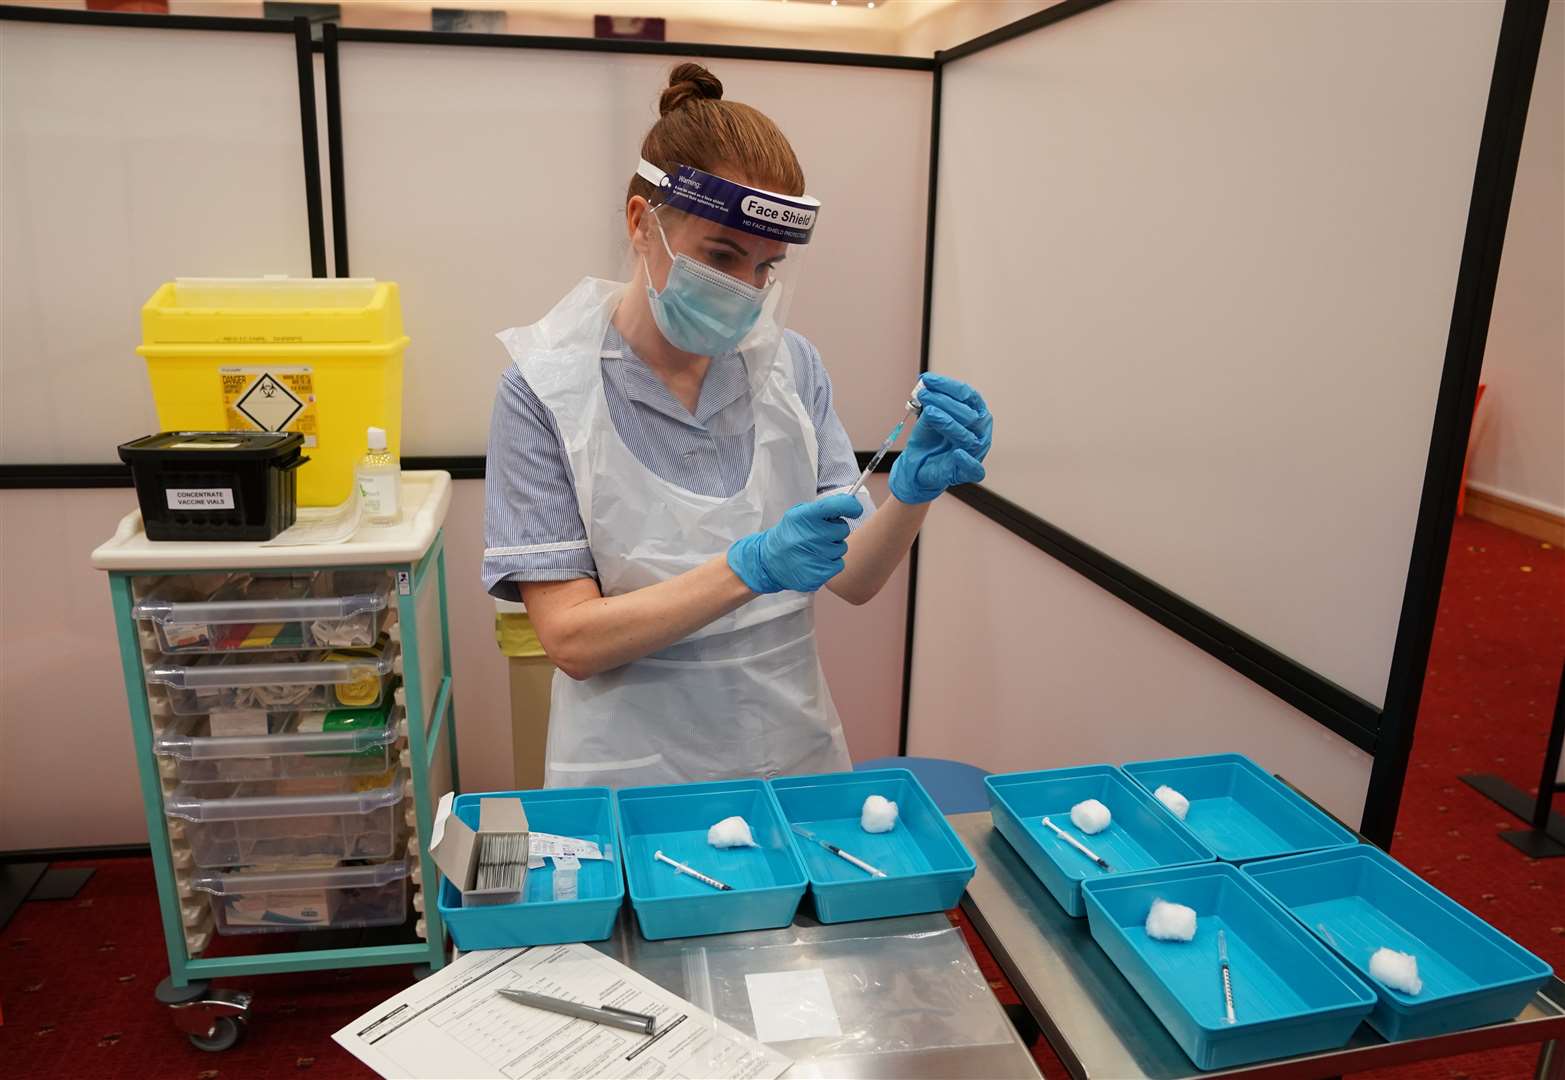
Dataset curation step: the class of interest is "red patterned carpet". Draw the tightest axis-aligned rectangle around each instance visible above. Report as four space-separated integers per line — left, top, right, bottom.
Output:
1357 517 1565 1080
1 516 1560 1079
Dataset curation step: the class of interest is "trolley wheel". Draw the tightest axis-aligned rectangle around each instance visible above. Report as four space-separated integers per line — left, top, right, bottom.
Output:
155 976 211 1006
157 976 253 1049
188 1015 245 1053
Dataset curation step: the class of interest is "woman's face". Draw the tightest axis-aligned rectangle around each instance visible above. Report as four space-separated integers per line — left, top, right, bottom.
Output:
632 199 789 292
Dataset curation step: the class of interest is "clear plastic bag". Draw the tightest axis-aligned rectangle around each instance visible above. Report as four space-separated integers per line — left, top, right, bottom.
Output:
677 927 1013 1061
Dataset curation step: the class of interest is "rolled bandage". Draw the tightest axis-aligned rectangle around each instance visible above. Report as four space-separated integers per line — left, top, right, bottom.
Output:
1070 799 1112 834
312 612 376 648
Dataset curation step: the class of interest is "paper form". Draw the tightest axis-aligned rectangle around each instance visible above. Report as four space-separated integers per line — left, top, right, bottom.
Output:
333 943 791 1080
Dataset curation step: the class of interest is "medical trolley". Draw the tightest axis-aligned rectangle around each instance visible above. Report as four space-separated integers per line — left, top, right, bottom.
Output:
91 472 458 1051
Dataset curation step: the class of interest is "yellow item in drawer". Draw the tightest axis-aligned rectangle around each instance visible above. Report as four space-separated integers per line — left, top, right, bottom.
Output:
353 767 397 792
326 641 387 707
333 672 380 707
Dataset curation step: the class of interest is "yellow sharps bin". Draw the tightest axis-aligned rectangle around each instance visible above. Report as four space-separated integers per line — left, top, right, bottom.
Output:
138 278 408 507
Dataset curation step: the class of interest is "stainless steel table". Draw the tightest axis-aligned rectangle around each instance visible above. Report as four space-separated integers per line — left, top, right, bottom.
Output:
951 812 1565 1079
595 910 1043 1079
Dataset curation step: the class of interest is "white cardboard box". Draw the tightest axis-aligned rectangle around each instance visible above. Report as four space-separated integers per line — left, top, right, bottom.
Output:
430 793 529 907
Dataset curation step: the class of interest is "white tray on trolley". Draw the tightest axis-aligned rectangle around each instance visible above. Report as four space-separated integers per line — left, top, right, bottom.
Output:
90 471 452 571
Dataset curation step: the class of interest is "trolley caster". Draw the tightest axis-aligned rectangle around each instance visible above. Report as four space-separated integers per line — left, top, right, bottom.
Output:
188 1015 246 1052
156 976 252 1052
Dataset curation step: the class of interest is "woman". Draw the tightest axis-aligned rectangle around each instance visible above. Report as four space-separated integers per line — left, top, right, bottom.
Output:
484 63 992 789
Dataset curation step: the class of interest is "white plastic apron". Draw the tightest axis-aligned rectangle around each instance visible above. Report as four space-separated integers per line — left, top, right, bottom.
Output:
497 278 851 789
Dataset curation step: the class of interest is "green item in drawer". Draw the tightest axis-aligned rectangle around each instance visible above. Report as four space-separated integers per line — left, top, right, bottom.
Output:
296 702 390 755
324 703 389 732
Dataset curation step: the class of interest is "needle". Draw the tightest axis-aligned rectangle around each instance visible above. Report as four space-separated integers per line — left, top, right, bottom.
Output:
1219 929 1237 1025
846 382 925 498
1040 816 1112 871
791 823 886 877
653 849 731 891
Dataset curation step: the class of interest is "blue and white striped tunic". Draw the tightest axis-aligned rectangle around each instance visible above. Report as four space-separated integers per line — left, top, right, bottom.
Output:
483 325 866 601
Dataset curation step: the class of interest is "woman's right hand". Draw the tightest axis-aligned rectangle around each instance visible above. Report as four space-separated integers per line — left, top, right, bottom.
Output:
728 493 864 594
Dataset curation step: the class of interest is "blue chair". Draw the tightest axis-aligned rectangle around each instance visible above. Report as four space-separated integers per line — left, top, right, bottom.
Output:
854 756 991 815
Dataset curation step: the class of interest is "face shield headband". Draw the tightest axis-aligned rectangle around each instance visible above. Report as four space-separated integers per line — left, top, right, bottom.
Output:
635 159 821 245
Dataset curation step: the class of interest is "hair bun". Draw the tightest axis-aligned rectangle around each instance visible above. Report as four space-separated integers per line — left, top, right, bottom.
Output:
660 63 723 116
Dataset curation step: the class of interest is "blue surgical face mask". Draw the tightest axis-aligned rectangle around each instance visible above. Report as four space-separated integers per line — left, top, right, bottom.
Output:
643 212 773 356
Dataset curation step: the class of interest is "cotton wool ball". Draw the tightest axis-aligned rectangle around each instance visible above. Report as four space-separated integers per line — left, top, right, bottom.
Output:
707 816 758 849
1070 799 1112 835
1145 898 1198 942
1154 785 1190 821
1369 947 1423 996
861 795 899 833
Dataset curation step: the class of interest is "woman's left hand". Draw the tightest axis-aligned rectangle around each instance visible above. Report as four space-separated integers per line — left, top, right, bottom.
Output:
888 372 993 504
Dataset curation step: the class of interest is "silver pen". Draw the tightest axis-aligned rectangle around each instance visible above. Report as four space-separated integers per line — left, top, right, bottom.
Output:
496 987 657 1035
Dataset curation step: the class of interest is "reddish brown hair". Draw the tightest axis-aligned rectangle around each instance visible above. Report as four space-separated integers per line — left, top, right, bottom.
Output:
628 63 805 205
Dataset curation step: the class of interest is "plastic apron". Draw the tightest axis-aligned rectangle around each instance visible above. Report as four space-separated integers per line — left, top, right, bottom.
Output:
497 278 852 789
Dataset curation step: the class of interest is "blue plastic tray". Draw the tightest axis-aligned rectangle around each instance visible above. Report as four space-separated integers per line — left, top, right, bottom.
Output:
1082 862 1376 1070
771 769 975 923
613 779 807 941
985 765 1214 917
436 787 623 950
1243 846 1553 1041
1122 753 1359 863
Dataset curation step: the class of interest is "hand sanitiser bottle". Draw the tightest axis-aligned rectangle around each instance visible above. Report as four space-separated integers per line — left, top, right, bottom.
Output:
357 426 400 524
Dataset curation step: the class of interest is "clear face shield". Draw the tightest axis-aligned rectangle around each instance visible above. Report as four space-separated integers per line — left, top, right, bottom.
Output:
631 159 819 357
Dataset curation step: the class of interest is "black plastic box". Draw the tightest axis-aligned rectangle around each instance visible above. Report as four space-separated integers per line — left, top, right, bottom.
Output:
118 432 307 541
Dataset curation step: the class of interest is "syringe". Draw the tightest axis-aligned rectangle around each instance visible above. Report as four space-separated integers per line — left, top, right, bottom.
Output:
846 380 925 498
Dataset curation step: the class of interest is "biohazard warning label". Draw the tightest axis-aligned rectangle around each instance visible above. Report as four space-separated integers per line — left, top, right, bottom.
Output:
221 367 318 448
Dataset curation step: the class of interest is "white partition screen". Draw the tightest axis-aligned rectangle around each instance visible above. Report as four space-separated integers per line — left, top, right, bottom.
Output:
926 0 1504 708
335 43 930 455
1 21 314 463
908 497 1376 827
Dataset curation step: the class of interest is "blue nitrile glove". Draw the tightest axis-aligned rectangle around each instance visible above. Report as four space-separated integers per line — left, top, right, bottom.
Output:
727 493 865 594
889 372 993 504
